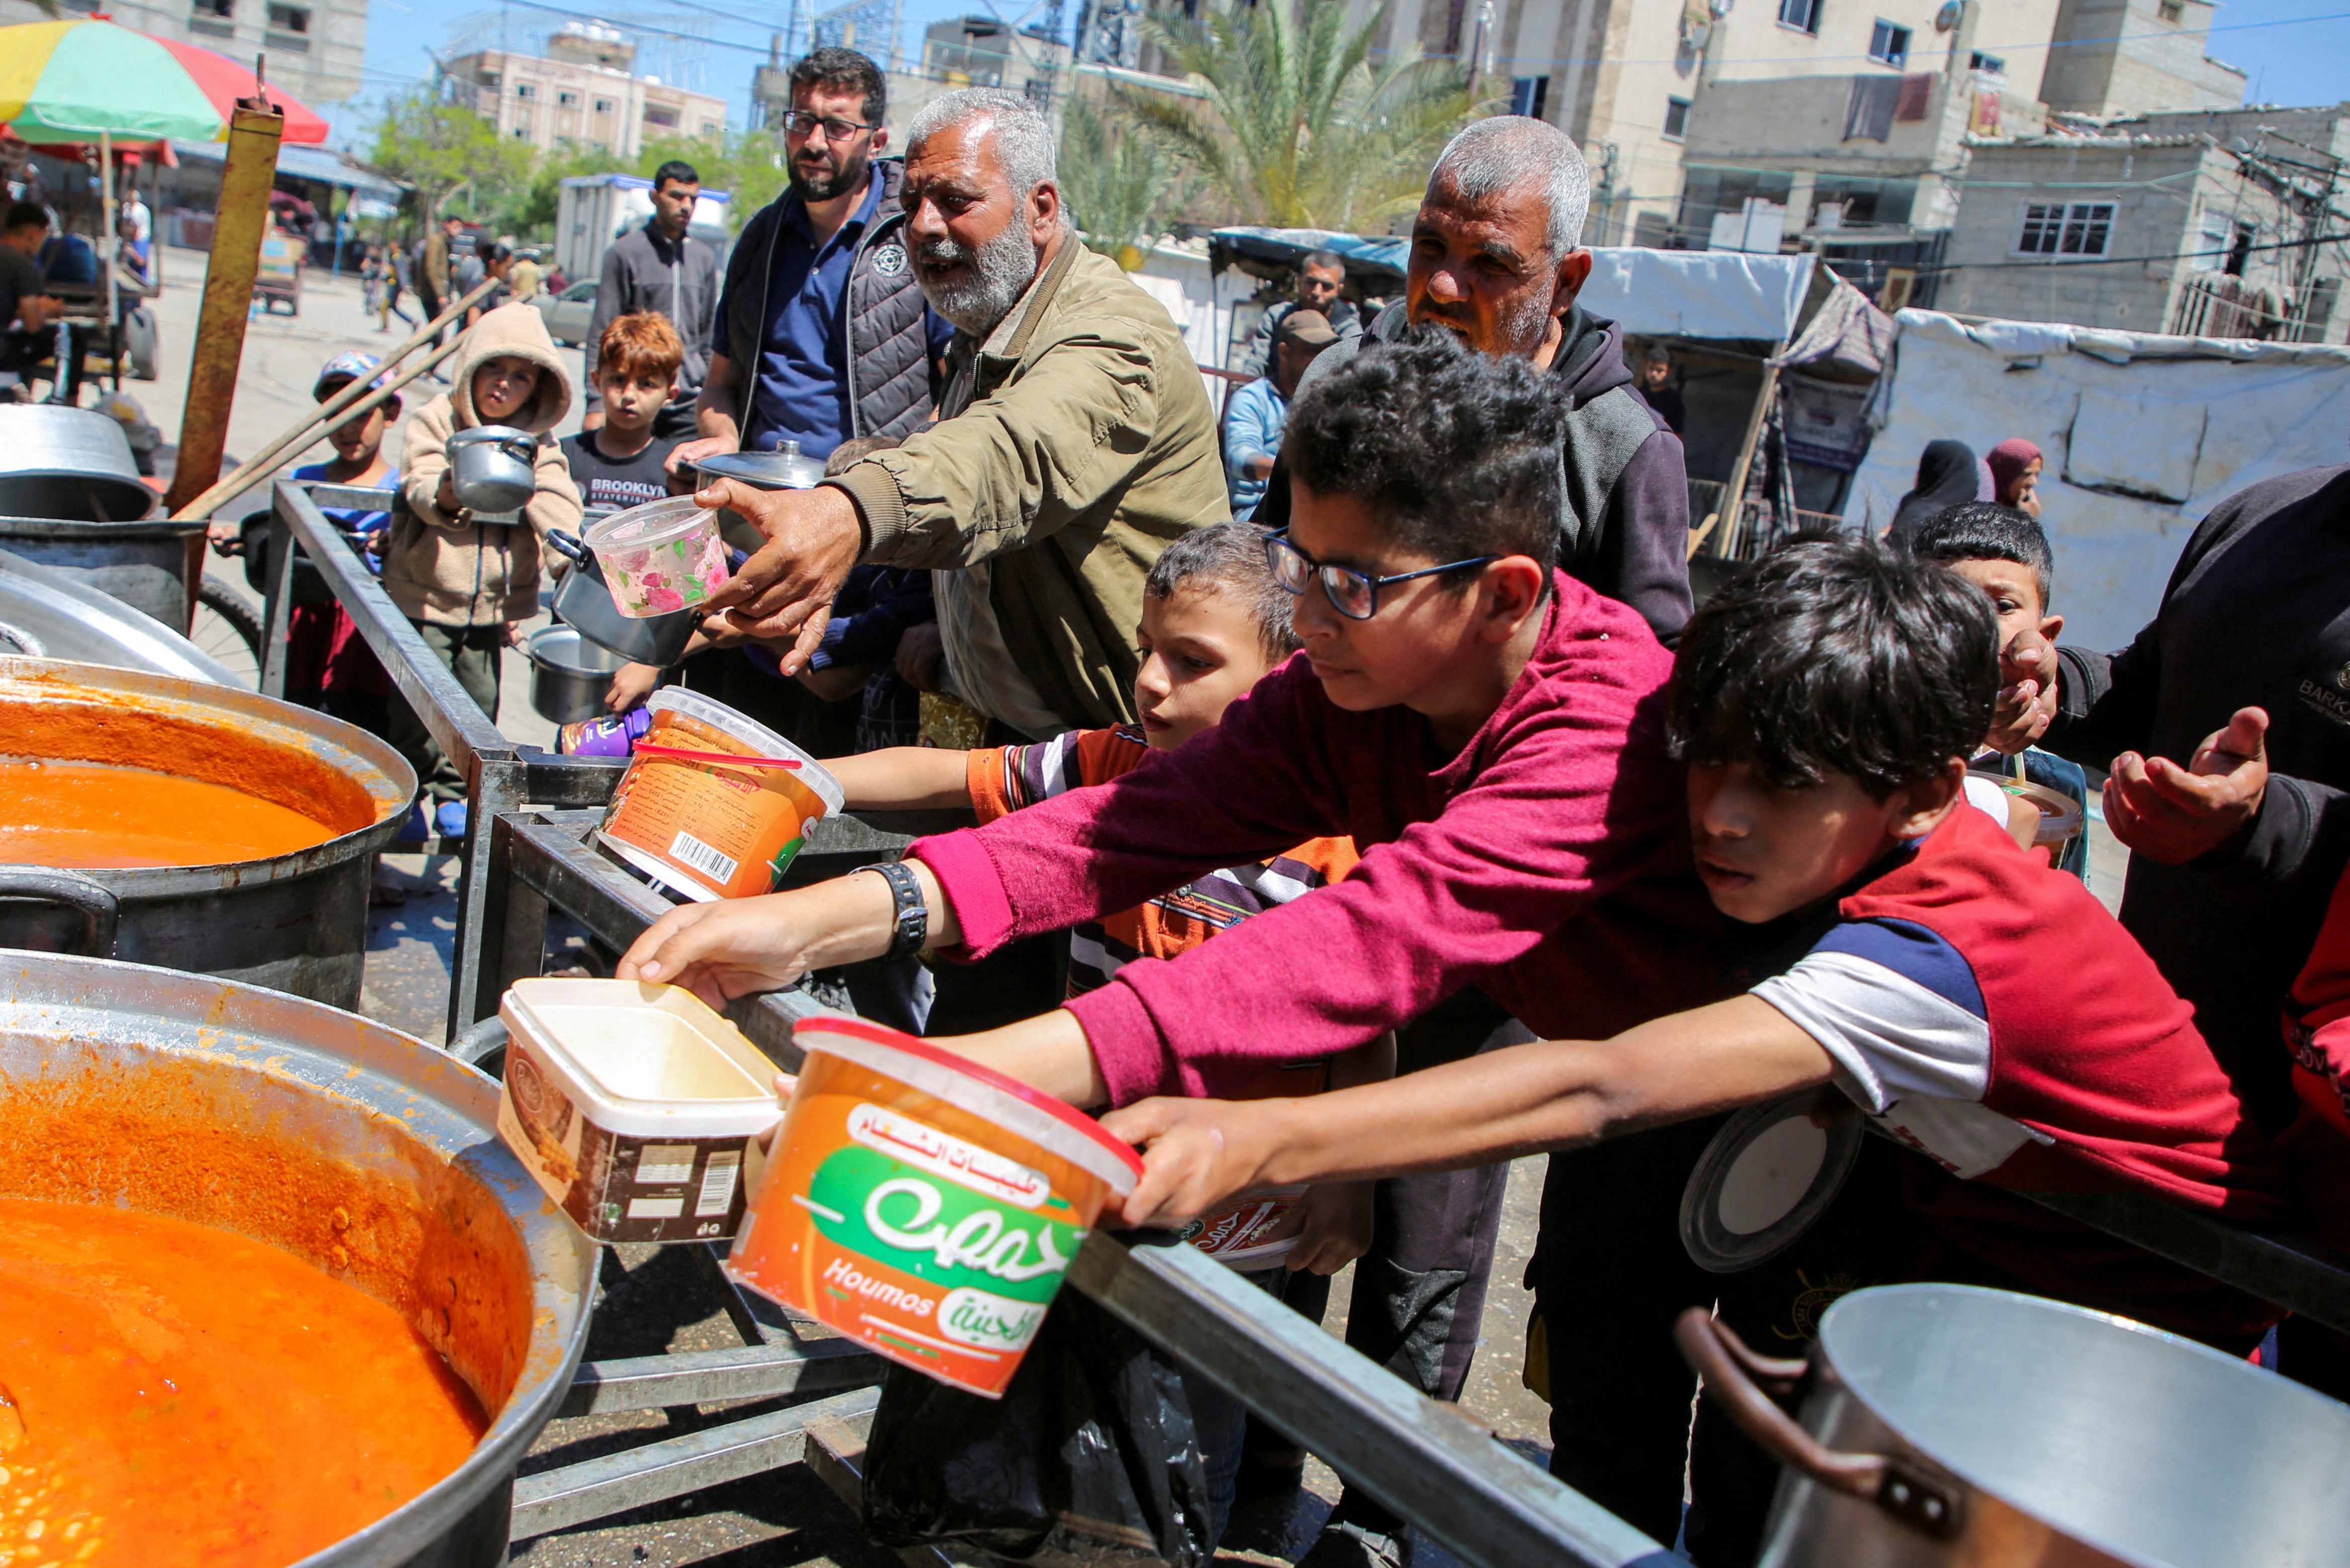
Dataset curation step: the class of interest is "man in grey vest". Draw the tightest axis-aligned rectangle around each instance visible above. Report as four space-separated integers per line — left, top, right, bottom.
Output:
1258 116 1692 647
676 47 948 474
585 159 722 441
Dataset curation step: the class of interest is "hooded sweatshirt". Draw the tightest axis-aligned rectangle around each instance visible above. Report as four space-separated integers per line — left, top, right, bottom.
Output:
388 304 582 626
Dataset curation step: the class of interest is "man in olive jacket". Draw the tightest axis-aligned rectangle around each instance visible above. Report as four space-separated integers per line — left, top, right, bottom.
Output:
693 87 1227 737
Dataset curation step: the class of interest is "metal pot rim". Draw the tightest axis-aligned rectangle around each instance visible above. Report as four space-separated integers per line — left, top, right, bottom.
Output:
0 951 597 1568
0 657 418 893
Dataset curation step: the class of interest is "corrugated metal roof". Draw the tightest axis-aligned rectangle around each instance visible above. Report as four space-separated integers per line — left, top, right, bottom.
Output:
168 138 406 200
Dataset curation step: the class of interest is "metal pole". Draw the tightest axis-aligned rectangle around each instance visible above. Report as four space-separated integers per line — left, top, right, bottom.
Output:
1690 341 1787 562
161 98 285 518
99 131 115 352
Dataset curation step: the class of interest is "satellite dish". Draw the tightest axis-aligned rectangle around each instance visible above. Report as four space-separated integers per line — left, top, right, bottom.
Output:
1934 0 1963 30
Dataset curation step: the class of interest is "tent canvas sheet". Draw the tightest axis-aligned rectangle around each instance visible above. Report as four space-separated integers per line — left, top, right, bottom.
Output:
1849 311 2350 650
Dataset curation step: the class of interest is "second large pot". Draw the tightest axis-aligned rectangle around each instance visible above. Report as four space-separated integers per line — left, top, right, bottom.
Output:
0 515 208 627
0 658 415 1007
1683 1283 2350 1566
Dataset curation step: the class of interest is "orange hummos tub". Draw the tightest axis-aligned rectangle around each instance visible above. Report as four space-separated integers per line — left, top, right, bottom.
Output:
597 688 843 902
726 1018 1143 1398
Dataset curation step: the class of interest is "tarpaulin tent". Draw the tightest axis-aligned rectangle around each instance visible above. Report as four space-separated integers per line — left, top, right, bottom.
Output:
1848 310 2350 649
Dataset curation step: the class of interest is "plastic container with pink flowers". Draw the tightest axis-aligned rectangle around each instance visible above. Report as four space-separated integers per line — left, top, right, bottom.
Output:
583 496 732 618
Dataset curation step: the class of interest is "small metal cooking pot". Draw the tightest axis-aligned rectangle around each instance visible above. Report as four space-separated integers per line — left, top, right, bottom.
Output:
526 623 628 724
544 527 697 666
446 425 538 513
1681 1283 2350 1566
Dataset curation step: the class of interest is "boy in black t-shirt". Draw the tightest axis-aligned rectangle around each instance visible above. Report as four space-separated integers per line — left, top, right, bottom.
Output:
561 313 686 511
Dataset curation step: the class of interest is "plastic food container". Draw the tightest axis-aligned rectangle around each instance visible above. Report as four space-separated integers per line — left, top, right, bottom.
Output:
1965 769 2085 849
726 1017 1143 1399
1175 1183 1309 1267
596 688 844 901
494 977 785 1243
582 496 731 617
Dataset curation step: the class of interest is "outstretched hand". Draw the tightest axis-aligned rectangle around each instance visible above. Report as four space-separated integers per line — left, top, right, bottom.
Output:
2104 706 2270 864
616 895 828 1013
695 479 864 674
1984 625 2062 755
1098 1096 1280 1230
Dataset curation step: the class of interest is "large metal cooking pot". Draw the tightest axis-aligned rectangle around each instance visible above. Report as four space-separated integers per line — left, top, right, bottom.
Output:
0 514 208 626
544 526 697 665
1681 1283 2350 1566
0 658 415 1007
446 425 539 513
0 548 233 681
692 443 824 555
526 622 628 724
0 404 156 520
0 950 597 1567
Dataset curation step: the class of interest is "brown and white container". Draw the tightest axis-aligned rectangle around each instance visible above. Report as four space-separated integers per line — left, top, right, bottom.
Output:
495 978 785 1243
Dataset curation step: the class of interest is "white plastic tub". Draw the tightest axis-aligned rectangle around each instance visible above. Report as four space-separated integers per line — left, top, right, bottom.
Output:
495 977 785 1242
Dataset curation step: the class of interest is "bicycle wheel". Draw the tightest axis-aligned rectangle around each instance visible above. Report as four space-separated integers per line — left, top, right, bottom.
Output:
191 580 263 689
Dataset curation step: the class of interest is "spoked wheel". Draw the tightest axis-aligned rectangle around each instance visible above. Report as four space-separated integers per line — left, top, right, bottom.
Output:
191 580 264 689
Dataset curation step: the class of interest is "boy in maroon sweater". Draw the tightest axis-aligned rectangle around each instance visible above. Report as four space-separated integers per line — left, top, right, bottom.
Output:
1105 537 2285 1561
622 334 1720 1095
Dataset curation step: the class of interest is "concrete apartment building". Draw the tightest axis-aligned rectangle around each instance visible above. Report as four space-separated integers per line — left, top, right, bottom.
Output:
446 23 728 159
751 15 1073 146
1941 106 2348 341
2038 0 2246 116
0 0 367 107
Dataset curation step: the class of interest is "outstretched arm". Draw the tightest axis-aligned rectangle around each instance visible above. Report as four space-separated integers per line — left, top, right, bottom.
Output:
1101 995 1833 1228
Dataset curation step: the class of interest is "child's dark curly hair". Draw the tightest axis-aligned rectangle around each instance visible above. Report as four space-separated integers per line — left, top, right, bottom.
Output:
1283 328 1565 578
1672 532 1999 799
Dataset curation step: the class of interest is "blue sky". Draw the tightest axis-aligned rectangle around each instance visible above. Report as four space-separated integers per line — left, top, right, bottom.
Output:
326 0 2350 153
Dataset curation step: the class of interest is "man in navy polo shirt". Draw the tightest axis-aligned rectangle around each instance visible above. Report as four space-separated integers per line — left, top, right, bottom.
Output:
680 46 948 472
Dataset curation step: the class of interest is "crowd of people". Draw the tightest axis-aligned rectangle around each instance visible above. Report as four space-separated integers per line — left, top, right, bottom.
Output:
249 46 2350 1568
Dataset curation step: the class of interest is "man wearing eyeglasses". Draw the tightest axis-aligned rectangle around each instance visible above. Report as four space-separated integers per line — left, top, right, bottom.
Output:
582 159 721 440
675 47 950 480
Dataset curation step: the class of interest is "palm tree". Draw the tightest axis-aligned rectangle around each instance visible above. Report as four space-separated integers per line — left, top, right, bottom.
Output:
1117 0 1488 234
1059 96 1189 269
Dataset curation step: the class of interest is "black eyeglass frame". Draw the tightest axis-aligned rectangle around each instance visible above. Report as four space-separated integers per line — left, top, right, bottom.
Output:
1262 530 1500 621
782 111 880 141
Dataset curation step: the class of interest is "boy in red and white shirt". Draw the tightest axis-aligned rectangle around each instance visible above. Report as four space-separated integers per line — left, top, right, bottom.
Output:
1105 534 2286 1561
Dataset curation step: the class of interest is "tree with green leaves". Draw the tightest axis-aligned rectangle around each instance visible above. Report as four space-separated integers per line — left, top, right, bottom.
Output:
1059 96 1187 269
369 87 534 229
1117 0 1487 234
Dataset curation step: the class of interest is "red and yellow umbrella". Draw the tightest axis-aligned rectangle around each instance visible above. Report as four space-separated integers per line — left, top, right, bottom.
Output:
0 19 327 146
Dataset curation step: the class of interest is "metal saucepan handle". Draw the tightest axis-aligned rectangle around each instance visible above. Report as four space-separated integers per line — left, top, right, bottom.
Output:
1674 1308 1961 1538
545 529 588 564
0 868 119 959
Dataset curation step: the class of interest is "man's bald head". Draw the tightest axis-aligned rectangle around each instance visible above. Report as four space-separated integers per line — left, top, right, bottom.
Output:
1424 116 1590 260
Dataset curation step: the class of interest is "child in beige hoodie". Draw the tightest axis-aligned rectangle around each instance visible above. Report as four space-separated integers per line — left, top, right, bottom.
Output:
386 303 582 833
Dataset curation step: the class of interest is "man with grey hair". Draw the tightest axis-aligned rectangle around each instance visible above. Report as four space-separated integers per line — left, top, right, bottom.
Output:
693 85 1226 742
1259 113 1692 646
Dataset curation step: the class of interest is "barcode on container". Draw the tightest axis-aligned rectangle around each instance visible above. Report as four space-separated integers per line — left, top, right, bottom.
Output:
668 830 738 884
638 1144 696 1184
697 1151 741 1217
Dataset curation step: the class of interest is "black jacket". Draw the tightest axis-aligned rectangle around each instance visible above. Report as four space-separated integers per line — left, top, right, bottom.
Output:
2046 463 2350 1129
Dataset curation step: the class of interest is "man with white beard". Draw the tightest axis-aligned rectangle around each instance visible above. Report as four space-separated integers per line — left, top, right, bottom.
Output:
691 87 1227 740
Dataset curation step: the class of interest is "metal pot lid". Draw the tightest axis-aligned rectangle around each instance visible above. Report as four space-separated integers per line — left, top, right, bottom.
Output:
0 406 155 521
1679 1088 1865 1274
696 447 826 489
0 548 234 684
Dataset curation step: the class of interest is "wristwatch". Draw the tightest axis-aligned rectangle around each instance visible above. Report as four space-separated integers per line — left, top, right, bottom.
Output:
861 861 928 961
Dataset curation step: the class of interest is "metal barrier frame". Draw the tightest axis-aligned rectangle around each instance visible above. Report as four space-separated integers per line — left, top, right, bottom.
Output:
252 476 2350 1561
259 479 624 1042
